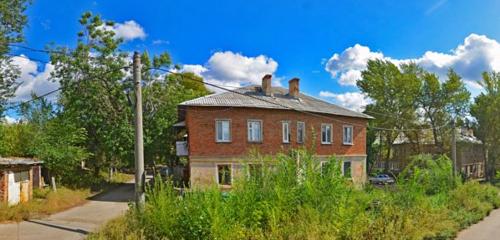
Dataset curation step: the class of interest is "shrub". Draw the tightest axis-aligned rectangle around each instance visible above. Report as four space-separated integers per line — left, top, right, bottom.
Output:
112 152 500 240
399 154 460 195
87 213 144 240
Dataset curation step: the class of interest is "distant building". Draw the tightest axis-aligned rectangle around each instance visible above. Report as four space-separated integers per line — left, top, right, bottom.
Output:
175 75 373 188
0 158 43 205
374 127 485 179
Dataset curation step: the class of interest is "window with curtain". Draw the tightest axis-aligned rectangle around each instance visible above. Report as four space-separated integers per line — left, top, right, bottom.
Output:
321 124 332 144
247 120 262 142
343 125 353 145
216 120 231 142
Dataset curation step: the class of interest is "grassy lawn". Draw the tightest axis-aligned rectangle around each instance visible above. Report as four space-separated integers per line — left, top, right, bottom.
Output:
0 172 134 223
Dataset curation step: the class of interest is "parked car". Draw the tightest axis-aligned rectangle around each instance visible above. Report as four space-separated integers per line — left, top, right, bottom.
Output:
369 174 395 185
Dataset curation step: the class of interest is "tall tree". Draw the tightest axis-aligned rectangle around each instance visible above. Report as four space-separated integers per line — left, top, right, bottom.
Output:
50 12 135 175
0 0 30 115
18 94 89 184
141 52 210 166
50 12 210 174
358 60 421 170
442 69 470 119
471 71 500 180
416 69 470 152
417 72 445 149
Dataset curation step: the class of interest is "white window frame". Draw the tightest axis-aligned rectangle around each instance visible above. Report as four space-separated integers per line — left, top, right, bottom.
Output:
216 164 232 186
282 121 290 143
343 125 354 145
297 121 305 143
321 123 333 144
247 119 263 142
320 161 329 175
215 119 231 143
342 161 352 178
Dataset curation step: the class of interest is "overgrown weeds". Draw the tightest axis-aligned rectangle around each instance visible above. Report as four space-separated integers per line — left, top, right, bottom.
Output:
92 152 499 240
0 187 89 222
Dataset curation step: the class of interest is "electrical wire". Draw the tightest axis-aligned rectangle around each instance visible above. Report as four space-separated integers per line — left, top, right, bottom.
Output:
5 45 452 132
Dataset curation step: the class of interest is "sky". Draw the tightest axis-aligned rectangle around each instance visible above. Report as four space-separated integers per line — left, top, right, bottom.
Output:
6 0 500 120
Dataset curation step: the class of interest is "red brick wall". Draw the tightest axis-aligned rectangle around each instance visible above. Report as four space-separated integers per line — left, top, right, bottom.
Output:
185 106 368 157
0 171 5 202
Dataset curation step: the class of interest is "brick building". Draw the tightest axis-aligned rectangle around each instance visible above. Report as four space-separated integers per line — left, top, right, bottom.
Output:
374 128 485 180
176 75 373 187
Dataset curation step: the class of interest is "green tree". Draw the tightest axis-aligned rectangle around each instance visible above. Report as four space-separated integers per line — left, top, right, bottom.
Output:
442 69 470 118
416 69 470 153
471 71 500 180
50 12 135 175
49 12 210 174
0 0 30 115
358 60 421 170
141 53 210 166
18 95 89 184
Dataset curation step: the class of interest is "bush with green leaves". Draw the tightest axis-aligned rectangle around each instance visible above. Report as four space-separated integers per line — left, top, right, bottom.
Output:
122 153 499 240
399 154 460 195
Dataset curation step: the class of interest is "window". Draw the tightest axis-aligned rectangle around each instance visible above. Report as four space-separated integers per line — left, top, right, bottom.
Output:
297 121 305 143
14 171 29 182
343 125 353 145
215 120 231 142
217 164 232 185
343 161 352 178
320 161 331 176
282 121 290 143
248 164 263 180
321 124 332 144
247 120 263 142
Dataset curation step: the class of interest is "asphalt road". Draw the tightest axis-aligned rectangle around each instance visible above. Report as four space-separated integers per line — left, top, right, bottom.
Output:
0 183 134 240
456 208 500 240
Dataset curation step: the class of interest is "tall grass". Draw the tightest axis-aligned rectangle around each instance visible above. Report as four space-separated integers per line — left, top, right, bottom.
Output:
95 152 500 240
0 187 89 222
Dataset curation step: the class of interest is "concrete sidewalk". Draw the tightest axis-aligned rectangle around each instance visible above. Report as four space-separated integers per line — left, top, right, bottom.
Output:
0 183 134 240
456 208 500 240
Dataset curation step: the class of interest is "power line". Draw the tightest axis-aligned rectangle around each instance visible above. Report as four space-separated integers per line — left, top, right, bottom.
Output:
5 53 50 65
8 44 69 55
5 44 452 132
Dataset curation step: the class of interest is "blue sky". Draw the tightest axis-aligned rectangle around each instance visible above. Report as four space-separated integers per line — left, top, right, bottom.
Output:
7 0 500 118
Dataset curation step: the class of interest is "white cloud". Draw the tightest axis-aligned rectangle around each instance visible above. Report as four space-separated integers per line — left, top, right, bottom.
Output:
319 91 371 112
10 55 59 102
2 116 18 124
182 51 278 92
324 34 500 91
324 44 384 86
112 20 146 41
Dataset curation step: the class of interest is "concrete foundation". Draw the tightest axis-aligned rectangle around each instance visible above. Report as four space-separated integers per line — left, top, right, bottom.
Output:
189 155 367 188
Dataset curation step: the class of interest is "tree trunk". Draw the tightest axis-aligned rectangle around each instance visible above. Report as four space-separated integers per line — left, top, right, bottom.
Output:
384 137 392 172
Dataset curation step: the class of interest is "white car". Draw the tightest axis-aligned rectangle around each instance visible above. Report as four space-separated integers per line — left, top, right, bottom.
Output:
369 174 395 185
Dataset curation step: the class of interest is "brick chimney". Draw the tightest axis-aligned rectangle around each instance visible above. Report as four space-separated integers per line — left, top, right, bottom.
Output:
288 78 300 98
262 74 272 96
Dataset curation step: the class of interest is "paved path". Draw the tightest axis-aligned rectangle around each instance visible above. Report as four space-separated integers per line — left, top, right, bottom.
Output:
456 208 500 240
0 183 134 240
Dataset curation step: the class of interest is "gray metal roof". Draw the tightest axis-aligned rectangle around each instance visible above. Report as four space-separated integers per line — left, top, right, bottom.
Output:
0 157 41 166
180 85 373 119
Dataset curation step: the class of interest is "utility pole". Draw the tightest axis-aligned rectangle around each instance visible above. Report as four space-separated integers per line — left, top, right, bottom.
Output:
133 51 145 209
451 118 457 177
